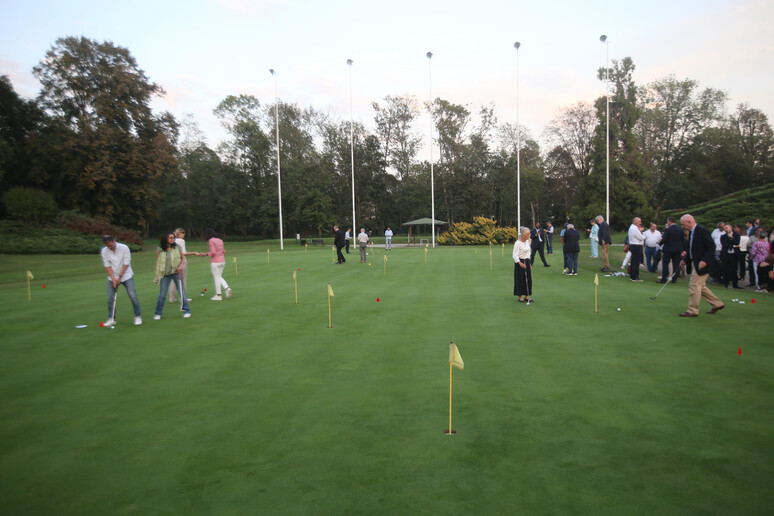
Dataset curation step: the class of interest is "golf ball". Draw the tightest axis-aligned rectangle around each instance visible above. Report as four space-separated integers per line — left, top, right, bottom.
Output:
617 308 621 311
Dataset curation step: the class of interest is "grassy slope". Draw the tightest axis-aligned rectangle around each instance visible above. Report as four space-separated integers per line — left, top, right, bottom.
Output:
1 242 772 515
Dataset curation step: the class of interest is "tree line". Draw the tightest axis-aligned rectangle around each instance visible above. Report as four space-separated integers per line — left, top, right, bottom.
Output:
2 37 773 239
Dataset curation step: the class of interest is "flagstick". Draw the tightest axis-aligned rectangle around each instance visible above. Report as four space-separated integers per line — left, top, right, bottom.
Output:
445 363 456 435
328 286 332 328
234 257 238 278
294 273 298 304
267 249 270 264
594 283 598 313
425 246 428 264
27 276 31 301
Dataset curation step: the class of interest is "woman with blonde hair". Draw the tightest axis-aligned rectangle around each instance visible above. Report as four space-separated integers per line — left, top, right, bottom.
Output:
513 227 534 303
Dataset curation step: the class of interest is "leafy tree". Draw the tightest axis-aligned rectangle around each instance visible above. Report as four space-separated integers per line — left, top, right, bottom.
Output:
371 95 421 178
729 103 774 184
31 36 179 229
579 57 651 229
3 187 58 225
637 76 727 216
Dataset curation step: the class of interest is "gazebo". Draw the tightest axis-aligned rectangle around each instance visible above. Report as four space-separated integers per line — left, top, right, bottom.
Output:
401 217 448 245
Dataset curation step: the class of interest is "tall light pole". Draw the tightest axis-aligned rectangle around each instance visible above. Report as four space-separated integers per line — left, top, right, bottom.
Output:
347 59 356 238
514 41 521 230
600 35 610 225
269 68 283 250
427 51 436 247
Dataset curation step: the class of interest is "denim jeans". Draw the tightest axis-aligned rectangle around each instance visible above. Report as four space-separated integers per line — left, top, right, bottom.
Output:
107 277 142 319
567 252 579 274
155 274 191 316
645 246 659 272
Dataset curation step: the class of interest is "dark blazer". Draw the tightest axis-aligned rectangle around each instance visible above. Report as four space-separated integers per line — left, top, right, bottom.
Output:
563 229 581 253
530 227 545 248
720 232 740 258
334 229 345 247
597 221 612 245
688 225 716 276
660 224 684 253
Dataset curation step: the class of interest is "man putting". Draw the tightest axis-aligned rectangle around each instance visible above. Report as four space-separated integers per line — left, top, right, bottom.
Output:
678 214 724 317
100 235 143 326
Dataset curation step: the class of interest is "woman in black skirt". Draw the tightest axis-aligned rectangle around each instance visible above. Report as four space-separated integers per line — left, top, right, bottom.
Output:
513 227 533 303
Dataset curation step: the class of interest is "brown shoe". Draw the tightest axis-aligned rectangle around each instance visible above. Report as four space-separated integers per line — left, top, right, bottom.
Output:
707 305 725 315
678 311 698 317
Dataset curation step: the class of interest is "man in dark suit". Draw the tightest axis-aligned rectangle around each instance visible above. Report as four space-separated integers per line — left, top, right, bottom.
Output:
333 226 346 264
678 214 724 317
658 216 684 284
596 215 612 271
530 222 550 267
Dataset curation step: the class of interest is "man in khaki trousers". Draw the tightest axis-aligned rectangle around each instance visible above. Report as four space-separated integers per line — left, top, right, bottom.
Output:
679 214 725 317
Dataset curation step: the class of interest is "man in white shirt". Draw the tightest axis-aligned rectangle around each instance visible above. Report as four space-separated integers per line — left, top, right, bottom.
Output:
710 221 725 282
627 217 645 282
384 227 393 251
357 228 369 262
643 223 662 273
100 235 143 326
345 228 351 254
545 221 554 255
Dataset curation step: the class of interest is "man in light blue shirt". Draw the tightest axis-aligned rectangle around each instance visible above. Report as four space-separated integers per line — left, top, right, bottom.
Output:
384 227 393 251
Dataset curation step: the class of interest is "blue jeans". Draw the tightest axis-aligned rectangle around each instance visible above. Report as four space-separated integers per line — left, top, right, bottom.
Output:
645 246 658 272
155 274 191 316
107 277 142 319
567 253 579 274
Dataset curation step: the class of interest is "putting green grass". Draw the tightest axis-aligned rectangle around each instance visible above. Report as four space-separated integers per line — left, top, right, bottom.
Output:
1 242 772 515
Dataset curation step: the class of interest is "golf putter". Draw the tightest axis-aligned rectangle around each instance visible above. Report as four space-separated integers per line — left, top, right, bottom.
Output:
108 284 119 326
178 271 185 312
650 271 678 300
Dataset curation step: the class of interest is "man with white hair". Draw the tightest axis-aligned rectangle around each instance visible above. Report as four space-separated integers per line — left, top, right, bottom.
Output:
678 214 724 317
596 215 612 271
628 217 645 282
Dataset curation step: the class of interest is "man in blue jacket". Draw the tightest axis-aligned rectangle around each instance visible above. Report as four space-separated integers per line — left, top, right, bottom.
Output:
679 214 724 317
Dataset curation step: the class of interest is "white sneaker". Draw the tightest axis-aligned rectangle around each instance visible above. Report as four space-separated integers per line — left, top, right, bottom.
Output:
225 287 232 299
211 295 222 301
153 315 161 320
187 298 192 302
104 318 116 326
183 313 191 318
134 316 142 326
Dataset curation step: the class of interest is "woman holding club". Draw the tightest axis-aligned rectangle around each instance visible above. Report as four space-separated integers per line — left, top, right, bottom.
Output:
513 226 534 303
153 232 191 320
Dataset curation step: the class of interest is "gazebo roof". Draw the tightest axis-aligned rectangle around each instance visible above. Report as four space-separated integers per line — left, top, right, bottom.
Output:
401 217 448 226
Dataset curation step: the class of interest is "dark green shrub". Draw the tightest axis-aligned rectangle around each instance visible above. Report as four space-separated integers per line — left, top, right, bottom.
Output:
3 187 58 226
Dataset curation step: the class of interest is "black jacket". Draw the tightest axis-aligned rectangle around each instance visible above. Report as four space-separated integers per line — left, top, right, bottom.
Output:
688 225 716 276
530 227 545 248
660 224 684 254
563 229 580 253
597 221 612 245
334 229 345 247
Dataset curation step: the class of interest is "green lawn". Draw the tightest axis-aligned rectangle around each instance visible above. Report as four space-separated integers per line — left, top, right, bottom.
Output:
1 242 772 515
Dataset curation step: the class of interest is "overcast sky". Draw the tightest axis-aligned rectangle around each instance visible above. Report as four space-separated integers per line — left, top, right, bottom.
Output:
2 0 772 158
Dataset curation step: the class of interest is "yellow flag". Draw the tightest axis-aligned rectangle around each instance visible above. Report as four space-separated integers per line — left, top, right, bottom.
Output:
26 270 34 280
328 284 334 297
293 270 297 279
594 273 599 286
449 342 464 370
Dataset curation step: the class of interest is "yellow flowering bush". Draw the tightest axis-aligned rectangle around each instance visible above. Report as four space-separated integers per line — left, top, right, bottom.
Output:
437 217 520 245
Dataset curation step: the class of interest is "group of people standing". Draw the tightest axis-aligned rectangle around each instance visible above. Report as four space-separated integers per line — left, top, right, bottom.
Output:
334 226 394 264
100 228 233 326
513 213 773 316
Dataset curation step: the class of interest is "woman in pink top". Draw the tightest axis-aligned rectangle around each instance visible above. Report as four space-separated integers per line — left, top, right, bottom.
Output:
199 228 232 300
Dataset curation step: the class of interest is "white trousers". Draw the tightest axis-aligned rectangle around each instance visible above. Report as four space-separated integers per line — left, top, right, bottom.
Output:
211 262 229 295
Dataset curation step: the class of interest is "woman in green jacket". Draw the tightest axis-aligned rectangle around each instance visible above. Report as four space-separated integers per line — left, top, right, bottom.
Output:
153 232 191 320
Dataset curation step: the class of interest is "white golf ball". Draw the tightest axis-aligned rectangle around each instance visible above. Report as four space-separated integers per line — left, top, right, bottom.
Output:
617 308 621 311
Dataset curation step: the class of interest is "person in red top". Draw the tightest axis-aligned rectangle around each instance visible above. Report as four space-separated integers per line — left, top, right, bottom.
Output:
197 228 232 301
